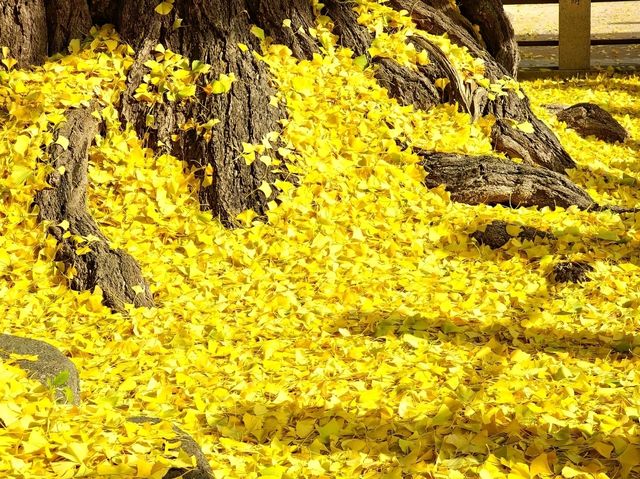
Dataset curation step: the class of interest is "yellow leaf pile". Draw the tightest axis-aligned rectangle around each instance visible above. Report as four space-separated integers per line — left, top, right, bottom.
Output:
1 2 640 478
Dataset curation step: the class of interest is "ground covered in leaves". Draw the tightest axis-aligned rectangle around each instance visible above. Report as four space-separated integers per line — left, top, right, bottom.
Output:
1 2 640 478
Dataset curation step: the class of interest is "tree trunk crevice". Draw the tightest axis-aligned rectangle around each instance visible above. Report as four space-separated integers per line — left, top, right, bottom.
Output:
44 0 93 56
34 107 154 312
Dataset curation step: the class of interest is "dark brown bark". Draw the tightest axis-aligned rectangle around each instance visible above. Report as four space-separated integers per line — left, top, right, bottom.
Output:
323 2 443 111
552 261 594 284
0 0 47 67
0 0 92 67
456 0 520 77
34 107 154 312
420 151 595 210
86 0 121 25
98 0 317 226
130 417 213 479
44 0 92 56
557 103 630 144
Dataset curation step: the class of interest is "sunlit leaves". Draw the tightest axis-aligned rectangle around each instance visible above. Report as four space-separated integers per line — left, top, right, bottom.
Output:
55 135 70 150
250 25 266 41
136 45 215 103
203 73 236 95
258 181 273 199
13 135 30 156
2 4 640 479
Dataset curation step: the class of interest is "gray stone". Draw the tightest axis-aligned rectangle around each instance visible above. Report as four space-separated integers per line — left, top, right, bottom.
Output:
0 334 80 404
129 417 213 479
557 103 629 143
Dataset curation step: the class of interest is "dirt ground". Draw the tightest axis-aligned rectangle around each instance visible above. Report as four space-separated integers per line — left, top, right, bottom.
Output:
504 1 640 69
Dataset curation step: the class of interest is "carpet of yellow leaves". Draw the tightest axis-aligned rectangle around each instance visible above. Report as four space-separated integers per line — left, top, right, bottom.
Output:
1 2 640 478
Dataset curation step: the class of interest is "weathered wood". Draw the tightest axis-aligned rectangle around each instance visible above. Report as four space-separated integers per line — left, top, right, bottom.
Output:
369 0 576 173
419 151 595 210
129 417 213 479
456 0 520 77
490 91 576 173
44 0 92 56
34 107 154 312
0 0 92 66
559 0 591 70
557 103 629 143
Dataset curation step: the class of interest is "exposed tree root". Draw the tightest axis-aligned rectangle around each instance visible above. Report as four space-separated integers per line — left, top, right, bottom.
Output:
419 151 595 210
557 103 630 144
456 0 520 77
379 0 576 173
34 107 154 312
4 0 578 227
471 220 555 249
326 0 560 177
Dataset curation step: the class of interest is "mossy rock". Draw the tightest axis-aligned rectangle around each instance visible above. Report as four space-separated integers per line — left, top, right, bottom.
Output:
0 334 80 404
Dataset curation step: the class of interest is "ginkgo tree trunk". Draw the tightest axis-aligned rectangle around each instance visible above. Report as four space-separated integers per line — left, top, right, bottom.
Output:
1 0 598 311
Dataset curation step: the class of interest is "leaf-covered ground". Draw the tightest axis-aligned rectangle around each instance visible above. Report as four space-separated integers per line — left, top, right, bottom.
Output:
1 2 640 478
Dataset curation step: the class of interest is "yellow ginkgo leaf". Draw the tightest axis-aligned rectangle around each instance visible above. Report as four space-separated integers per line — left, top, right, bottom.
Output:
14 135 30 156
516 121 535 134
1 57 17 70
258 181 272 198
530 453 552 477
155 1 174 15
56 135 70 150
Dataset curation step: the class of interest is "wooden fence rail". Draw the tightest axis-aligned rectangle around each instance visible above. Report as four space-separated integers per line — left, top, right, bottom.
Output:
501 0 640 70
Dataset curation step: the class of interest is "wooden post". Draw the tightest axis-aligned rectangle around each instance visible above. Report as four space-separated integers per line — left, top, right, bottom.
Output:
559 0 591 70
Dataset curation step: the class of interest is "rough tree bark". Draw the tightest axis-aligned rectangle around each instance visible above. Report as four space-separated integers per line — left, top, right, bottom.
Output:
1 0 599 308
456 0 520 77
419 151 595 210
112 0 319 226
0 0 92 66
0 1 48 67
34 107 154 312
